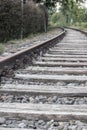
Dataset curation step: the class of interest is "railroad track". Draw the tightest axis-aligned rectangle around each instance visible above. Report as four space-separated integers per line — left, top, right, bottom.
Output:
0 28 87 129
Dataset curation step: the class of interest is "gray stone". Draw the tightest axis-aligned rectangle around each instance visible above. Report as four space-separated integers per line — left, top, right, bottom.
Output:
75 121 84 126
52 96 57 102
9 123 18 128
22 98 27 103
82 126 87 130
38 120 45 126
0 117 6 124
6 95 14 103
56 98 62 104
59 122 64 126
18 122 27 128
29 97 35 103
53 121 59 127
48 126 54 130
58 125 64 130
69 121 76 125
57 82 65 86
78 99 85 104
29 121 35 128
1 124 7 127
47 97 53 103
22 119 28 125
63 125 68 130
6 120 12 125
68 125 77 130
77 126 82 130
46 120 54 130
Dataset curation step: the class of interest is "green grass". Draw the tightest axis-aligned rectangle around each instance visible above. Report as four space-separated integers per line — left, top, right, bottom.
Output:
70 22 87 31
0 44 4 54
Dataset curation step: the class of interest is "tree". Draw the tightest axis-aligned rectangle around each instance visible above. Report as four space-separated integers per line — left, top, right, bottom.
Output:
0 0 47 42
59 0 86 24
34 0 86 10
50 12 66 26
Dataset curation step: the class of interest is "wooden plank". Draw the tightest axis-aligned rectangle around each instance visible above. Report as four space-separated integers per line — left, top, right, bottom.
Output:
48 51 87 55
49 49 87 53
44 54 87 58
40 57 87 62
50 48 87 50
34 61 87 67
59 42 87 44
0 128 33 130
15 74 87 83
20 66 87 75
0 103 87 121
52 47 87 50
26 66 87 71
56 42 87 44
55 45 87 48
59 40 87 42
1 84 87 96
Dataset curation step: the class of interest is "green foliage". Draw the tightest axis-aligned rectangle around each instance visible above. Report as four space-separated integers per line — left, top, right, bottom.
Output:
0 44 4 54
81 22 87 28
0 0 48 42
83 10 87 22
34 0 57 9
71 7 87 25
34 0 86 28
34 0 86 11
51 13 59 24
71 22 87 31
59 0 87 25
50 12 66 27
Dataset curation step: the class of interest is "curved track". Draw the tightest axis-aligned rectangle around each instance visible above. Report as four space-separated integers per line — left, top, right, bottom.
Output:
0 28 87 129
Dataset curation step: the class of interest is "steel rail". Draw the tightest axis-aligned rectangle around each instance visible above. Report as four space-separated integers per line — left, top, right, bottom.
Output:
0 29 65 77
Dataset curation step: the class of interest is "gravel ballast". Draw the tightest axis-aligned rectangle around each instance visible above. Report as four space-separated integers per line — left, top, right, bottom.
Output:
0 93 87 105
0 118 87 129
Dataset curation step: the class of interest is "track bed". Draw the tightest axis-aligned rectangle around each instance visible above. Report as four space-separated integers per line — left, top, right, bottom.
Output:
0 28 87 129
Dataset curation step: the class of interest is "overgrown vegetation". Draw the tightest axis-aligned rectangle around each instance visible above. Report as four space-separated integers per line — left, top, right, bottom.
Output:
71 22 87 31
0 0 87 43
49 0 87 29
50 12 66 27
0 0 48 42
0 44 4 54
34 0 86 11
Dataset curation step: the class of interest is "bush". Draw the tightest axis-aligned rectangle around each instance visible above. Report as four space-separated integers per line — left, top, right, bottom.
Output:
51 13 59 24
0 0 21 42
0 0 48 42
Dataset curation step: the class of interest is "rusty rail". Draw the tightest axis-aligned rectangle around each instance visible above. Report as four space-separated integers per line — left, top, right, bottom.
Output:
0 29 66 77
